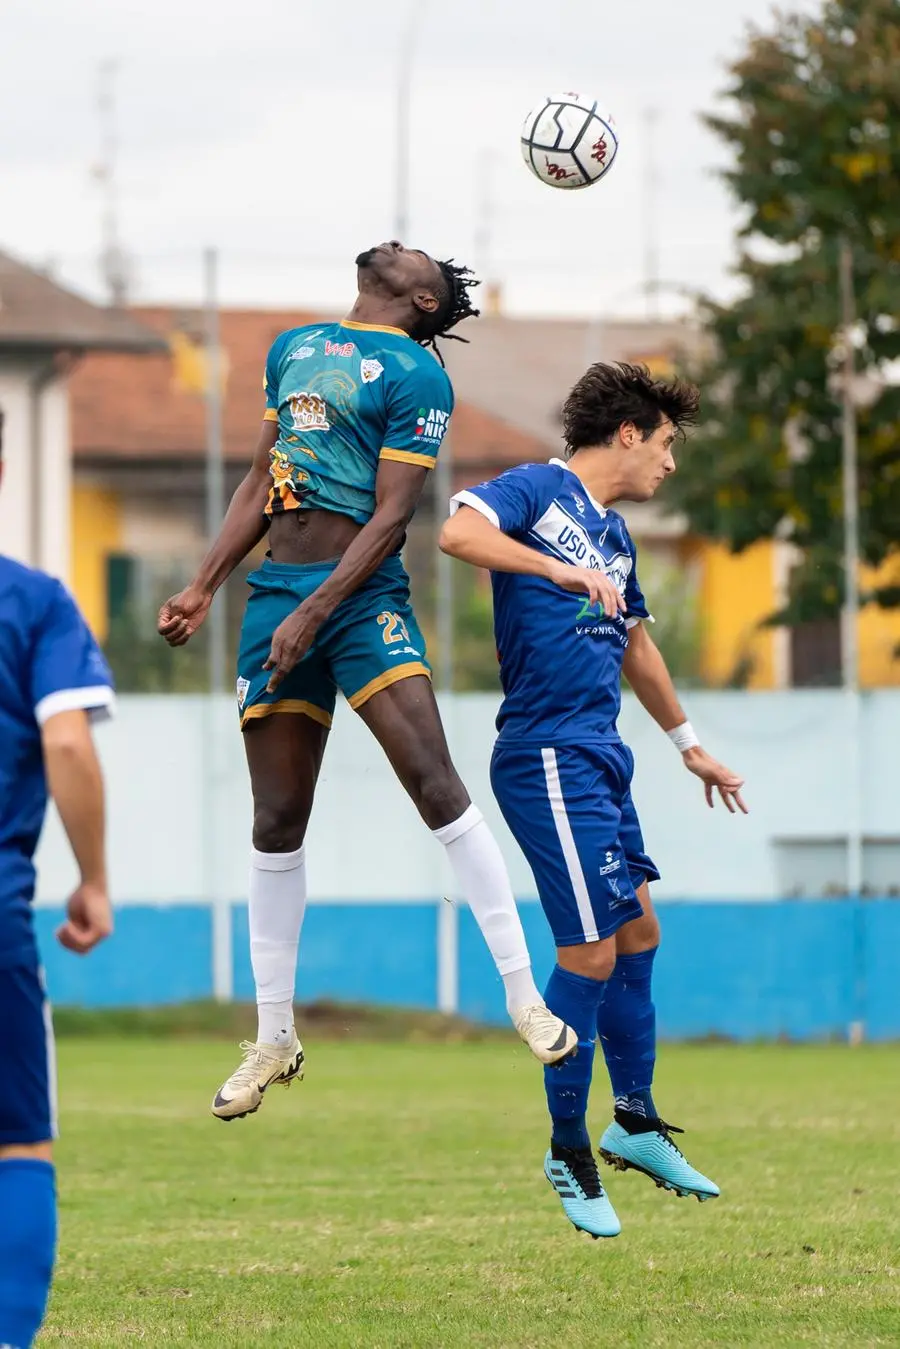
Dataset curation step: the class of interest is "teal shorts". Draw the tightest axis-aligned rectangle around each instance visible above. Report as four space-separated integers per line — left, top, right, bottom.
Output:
236 555 430 729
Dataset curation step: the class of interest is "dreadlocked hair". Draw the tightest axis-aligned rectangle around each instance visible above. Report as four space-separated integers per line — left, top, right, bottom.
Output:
417 259 481 366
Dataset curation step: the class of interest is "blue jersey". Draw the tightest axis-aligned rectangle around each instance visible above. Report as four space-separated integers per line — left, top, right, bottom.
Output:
0 558 114 967
262 320 453 526
452 459 651 744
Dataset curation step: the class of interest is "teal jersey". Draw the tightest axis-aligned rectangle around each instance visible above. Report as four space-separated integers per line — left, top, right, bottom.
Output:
262 320 454 525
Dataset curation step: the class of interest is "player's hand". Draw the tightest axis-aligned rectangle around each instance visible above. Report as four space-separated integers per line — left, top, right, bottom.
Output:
264 601 324 693
56 882 113 955
682 747 748 814
157 585 213 647
545 561 627 617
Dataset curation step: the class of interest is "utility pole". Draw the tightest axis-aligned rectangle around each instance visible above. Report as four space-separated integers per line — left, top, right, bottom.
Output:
642 107 661 321
95 60 129 308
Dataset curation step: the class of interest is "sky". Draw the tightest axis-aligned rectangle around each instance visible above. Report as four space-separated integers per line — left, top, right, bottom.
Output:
0 0 816 318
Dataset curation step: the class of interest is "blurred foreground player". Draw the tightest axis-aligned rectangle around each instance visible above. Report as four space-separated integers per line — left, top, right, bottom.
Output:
0 410 115 1346
441 364 748 1239
158 241 576 1123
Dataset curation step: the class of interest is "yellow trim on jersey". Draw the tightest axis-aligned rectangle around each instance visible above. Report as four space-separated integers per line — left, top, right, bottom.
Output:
380 447 437 469
347 662 431 710
341 319 410 338
241 699 333 730
263 408 278 422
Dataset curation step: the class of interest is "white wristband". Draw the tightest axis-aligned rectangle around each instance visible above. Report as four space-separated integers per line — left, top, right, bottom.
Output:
667 721 700 753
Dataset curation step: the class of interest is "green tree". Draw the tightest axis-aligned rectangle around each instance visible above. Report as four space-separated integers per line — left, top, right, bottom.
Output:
668 0 900 631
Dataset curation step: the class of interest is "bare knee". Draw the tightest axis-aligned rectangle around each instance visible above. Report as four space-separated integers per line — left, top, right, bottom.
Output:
616 911 661 955
557 938 617 983
0 1141 53 1163
413 764 470 831
252 799 306 853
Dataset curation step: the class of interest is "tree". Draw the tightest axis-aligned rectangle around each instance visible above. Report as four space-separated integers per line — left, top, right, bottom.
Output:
668 0 900 633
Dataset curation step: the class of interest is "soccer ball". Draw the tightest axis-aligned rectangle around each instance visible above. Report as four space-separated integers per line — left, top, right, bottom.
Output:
520 92 618 190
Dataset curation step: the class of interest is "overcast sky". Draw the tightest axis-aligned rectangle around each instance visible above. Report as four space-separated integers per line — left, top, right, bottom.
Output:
0 0 816 317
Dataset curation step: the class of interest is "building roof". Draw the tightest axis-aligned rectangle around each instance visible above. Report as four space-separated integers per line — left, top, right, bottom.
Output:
0 250 164 353
444 315 710 450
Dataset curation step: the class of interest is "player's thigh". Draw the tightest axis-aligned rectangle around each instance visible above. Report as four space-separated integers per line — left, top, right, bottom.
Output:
243 712 330 851
355 676 470 828
0 962 56 1150
614 788 662 953
490 740 643 949
322 566 469 827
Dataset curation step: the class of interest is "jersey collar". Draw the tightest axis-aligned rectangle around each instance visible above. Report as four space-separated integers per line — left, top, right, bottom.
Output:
549 457 608 517
341 319 412 339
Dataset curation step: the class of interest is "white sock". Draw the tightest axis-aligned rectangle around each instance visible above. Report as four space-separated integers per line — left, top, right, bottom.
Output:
249 844 307 1047
433 805 542 1017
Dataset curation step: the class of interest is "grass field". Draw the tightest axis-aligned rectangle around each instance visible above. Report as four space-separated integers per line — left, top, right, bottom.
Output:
43 1034 899 1348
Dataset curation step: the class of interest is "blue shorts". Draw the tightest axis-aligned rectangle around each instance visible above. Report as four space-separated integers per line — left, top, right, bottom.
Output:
236 554 430 728
490 738 659 947
0 961 57 1144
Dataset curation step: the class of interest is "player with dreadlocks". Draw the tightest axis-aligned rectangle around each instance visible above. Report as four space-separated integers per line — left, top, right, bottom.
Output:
158 241 577 1122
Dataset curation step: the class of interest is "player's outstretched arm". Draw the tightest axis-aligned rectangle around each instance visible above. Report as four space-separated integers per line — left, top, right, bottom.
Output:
42 709 113 953
158 419 277 647
623 621 748 814
439 505 625 616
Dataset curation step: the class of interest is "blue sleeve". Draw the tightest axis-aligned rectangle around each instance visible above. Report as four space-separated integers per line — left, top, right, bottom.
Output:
451 464 554 537
31 582 115 726
380 357 454 469
624 530 652 625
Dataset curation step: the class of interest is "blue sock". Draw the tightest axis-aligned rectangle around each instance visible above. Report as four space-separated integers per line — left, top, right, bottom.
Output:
596 948 658 1120
543 964 608 1151
0 1160 57 1349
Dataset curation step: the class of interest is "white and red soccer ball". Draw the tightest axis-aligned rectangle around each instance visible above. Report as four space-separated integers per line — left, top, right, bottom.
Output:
520 92 618 190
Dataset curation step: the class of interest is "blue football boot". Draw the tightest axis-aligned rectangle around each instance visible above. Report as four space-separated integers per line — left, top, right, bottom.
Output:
598 1115 720 1202
544 1144 622 1238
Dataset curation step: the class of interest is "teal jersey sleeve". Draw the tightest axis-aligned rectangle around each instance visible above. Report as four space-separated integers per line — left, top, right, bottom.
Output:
379 355 454 469
263 331 292 420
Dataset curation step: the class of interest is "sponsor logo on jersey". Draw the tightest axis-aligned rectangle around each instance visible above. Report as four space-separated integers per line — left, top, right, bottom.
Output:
572 493 586 516
415 407 450 446
289 345 316 360
360 358 384 384
325 339 355 358
288 392 329 432
532 504 632 587
236 677 250 709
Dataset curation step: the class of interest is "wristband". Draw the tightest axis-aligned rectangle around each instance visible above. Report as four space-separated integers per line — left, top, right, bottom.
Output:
667 721 700 753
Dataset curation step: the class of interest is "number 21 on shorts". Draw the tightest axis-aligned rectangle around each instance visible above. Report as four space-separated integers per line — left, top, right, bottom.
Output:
378 611 410 645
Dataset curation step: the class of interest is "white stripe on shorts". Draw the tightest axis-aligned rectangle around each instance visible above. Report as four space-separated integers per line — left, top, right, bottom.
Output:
540 747 600 943
39 969 59 1140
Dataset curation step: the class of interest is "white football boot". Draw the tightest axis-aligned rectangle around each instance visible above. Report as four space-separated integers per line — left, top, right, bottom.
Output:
513 1003 578 1065
211 1032 304 1121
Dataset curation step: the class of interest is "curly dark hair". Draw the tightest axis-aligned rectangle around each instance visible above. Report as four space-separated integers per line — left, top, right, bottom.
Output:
562 362 700 457
415 259 481 365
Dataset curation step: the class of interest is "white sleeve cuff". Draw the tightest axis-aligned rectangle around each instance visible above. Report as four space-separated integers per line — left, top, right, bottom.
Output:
625 614 655 629
449 490 500 530
35 685 116 727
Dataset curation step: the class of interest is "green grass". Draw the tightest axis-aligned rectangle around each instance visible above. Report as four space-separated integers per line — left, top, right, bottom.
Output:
43 1038 900 1348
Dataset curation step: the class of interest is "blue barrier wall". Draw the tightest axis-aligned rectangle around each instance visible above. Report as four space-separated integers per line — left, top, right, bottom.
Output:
33 898 900 1041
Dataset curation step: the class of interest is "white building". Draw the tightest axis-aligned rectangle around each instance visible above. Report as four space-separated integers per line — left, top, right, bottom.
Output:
0 249 161 581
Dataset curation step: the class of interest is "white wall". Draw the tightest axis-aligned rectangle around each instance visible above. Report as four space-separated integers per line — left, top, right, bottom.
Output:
34 690 899 906
0 358 70 579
